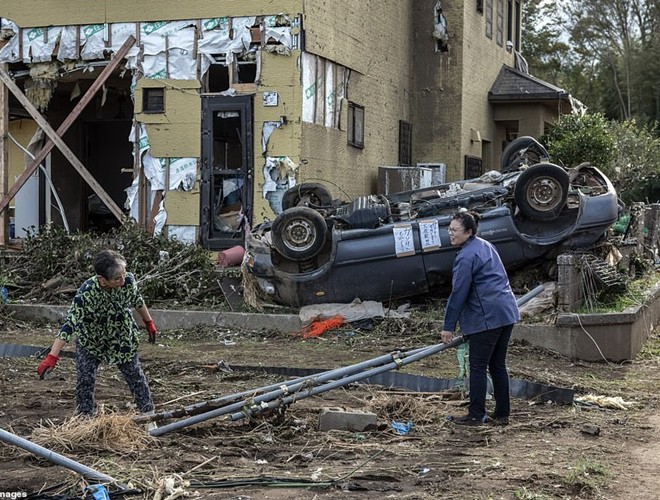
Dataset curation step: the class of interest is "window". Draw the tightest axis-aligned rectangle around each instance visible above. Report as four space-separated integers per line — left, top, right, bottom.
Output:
496 0 504 46
465 156 483 179
399 120 412 166
485 0 493 39
476 0 484 14
142 88 164 113
348 103 364 148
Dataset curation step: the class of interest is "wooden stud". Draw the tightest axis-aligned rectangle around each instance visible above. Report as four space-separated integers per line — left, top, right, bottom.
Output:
0 63 8 245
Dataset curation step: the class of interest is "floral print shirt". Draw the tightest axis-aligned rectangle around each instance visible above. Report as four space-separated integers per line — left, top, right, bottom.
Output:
57 272 146 364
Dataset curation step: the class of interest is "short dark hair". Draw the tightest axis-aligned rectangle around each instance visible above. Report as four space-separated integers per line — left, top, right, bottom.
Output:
93 249 127 279
452 210 481 235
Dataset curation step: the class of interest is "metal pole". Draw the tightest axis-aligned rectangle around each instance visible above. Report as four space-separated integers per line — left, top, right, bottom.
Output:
142 346 428 425
0 427 120 484
230 337 467 421
150 345 434 436
151 287 539 435
517 284 545 307
151 338 465 436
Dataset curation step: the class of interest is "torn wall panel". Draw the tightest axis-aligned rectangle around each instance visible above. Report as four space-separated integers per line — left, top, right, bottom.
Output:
301 52 347 129
262 156 298 214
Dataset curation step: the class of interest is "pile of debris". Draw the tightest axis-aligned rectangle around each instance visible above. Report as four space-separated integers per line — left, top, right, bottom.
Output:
0 222 224 308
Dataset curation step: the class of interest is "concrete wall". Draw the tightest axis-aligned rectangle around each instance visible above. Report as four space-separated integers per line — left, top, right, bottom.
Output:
9 282 660 362
514 281 660 362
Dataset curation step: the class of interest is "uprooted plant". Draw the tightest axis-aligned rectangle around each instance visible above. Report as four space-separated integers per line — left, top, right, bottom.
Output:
0 222 225 308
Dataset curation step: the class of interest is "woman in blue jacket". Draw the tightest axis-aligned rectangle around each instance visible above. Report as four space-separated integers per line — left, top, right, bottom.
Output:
440 210 520 426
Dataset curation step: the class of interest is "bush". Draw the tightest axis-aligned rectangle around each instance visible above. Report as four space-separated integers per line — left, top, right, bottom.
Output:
541 113 616 175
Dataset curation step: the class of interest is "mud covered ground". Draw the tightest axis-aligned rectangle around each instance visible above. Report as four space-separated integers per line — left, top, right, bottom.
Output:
1 314 660 499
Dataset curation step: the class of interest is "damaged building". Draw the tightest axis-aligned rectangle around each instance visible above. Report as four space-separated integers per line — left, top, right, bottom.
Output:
0 0 575 250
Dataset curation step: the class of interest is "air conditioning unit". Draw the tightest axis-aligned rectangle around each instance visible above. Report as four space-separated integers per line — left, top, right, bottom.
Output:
378 166 431 195
417 163 446 185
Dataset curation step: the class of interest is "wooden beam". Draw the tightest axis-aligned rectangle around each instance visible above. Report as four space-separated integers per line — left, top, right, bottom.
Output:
0 63 8 245
0 69 125 222
0 34 135 215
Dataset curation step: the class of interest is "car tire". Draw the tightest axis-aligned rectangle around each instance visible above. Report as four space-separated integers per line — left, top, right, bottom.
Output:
271 207 328 260
501 136 549 173
281 183 333 211
514 163 569 221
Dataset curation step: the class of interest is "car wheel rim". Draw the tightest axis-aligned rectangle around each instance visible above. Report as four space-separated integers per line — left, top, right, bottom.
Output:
526 177 562 211
283 219 316 252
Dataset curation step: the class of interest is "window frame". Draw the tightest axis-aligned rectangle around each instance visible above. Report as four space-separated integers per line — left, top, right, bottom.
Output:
347 102 365 149
142 87 165 114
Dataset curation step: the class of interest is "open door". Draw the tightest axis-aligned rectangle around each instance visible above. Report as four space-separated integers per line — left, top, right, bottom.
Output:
200 95 253 250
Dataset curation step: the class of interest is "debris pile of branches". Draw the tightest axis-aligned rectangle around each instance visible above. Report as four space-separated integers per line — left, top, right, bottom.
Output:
0 222 223 307
31 410 157 454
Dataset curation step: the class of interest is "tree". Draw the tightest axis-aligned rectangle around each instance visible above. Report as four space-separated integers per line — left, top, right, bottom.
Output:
608 120 660 203
562 0 660 127
520 0 570 85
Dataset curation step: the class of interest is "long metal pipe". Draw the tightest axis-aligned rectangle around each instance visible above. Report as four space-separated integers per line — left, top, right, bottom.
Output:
517 284 545 306
150 345 437 436
151 287 542 435
143 346 428 425
151 338 465 436
229 337 467 421
0 427 119 484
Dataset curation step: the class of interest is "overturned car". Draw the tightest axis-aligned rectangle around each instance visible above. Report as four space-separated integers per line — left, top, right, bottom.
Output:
245 139 619 307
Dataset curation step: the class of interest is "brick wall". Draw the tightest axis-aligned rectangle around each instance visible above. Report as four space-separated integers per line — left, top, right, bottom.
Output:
301 0 415 199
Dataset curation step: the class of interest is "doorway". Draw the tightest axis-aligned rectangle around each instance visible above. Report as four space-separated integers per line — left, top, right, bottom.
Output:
200 95 254 250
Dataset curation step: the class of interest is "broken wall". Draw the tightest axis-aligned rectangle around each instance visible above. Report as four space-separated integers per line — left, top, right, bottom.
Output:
0 2 307 241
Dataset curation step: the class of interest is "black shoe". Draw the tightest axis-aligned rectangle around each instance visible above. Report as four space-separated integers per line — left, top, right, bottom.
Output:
449 414 485 426
487 414 509 426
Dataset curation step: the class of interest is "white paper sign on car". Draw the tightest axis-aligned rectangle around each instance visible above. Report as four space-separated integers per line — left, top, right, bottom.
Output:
419 220 441 252
393 224 415 257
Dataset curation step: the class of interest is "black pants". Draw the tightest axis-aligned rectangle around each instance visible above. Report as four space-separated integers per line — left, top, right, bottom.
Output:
75 340 154 416
467 324 514 420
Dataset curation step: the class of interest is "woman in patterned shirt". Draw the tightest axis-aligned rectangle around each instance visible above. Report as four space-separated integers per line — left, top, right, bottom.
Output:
37 249 158 417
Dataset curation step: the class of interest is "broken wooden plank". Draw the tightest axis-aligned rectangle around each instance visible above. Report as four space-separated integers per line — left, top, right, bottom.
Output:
0 63 8 245
0 69 125 222
0 35 136 216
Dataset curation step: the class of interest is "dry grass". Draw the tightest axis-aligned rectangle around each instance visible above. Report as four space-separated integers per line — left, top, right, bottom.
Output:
31 409 159 454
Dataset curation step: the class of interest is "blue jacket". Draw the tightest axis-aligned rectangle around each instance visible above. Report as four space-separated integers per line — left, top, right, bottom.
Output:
443 235 520 335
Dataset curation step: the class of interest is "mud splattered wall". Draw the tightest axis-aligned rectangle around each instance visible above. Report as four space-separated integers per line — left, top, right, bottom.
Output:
300 0 415 199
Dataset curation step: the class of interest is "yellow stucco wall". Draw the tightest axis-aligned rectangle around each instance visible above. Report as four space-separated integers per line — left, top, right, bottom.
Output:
0 1 302 27
134 79 201 158
252 50 303 221
164 189 199 225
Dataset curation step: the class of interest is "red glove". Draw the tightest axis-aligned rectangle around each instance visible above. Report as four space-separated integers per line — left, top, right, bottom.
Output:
145 320 157 344
37 353 59 379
